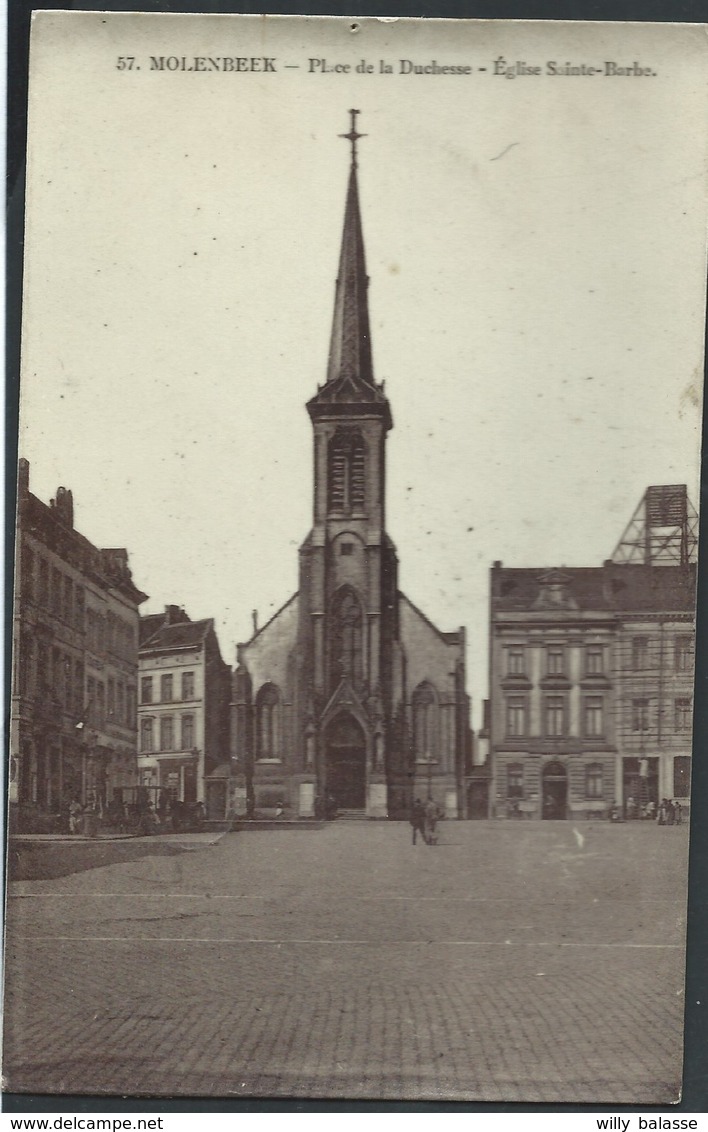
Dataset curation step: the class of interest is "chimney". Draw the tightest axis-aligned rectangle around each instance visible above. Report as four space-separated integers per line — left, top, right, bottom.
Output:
252 610 259 635
18 459 29 499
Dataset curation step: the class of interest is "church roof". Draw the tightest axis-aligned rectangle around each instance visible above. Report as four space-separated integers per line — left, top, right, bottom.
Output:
307 114 392 430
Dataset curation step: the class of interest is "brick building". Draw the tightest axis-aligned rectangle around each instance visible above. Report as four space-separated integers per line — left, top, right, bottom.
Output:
11 459 147 829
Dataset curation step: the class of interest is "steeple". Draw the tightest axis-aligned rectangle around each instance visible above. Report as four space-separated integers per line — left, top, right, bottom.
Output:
308 110 392 430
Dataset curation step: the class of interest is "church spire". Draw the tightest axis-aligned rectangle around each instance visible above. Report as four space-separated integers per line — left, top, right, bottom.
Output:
308 111 391 431
326 109 374 387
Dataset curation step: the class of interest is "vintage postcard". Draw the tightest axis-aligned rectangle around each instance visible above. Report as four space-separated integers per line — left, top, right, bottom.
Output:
5 13 707 1104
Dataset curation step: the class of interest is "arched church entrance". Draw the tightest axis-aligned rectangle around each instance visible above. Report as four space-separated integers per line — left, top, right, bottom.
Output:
325 713 366 811
542 760 568 820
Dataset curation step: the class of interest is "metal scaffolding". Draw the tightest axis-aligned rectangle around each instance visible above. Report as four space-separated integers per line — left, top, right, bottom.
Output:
611 485 698 566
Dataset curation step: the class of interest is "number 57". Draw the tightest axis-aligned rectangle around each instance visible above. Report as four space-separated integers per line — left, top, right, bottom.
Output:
116 57 136 70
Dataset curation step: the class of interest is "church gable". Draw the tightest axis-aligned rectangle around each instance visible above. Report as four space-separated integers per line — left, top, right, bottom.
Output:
399 593 464 702
240 593 299 696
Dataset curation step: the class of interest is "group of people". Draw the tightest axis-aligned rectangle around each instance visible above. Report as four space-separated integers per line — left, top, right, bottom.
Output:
410 797 443 845
615 796 683 824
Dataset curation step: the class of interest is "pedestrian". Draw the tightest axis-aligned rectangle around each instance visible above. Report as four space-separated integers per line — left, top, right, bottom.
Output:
626 795 637 821
666 798 675 826
673 800 682 825
69 798 82 835
275 801 285 818
424 797 439 845
410 797 426 845
657 798 667 825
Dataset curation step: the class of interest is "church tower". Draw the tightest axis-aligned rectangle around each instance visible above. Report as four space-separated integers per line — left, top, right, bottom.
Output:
231 113 469 824
298 111 401 817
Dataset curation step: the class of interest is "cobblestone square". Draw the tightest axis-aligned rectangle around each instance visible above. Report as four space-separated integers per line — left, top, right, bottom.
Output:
3 820 688 1103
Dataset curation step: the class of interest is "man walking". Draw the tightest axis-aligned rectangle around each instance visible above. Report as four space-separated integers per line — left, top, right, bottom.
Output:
410 797 426 845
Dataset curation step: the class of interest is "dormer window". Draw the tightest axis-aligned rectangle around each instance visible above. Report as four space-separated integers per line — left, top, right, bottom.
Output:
328 429 365 513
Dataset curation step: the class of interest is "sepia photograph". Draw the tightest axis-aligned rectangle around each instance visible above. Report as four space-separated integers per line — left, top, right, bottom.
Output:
4 12 708 1104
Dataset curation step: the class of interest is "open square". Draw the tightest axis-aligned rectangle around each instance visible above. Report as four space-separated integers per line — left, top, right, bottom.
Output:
4 820 687 1103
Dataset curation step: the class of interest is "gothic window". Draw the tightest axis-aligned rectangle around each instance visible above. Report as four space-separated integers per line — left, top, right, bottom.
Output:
257 684 281 760
412 682 438 761
330 588 363 687
328 429 366 513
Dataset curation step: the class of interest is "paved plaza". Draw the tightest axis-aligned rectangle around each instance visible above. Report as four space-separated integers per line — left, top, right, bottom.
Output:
3 820 688 1103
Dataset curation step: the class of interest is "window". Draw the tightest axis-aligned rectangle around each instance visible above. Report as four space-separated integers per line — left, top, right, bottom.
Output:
64 577 73 623
673 756 691 798
584 696 604 738
52 647 63 704
117 682 125 725
547 646 564 676
64 656 73 713
545 695 565 737
675 698 692 732
74 663 84 715
39 558 49 606
127 686 136 726
507 647 525 676
161 674 173 702
330 587 363 688
586 645 604 675
181 714 194 749
160 715 174 751
182 671 195 700
675 636 693 672
585 762 604 799
413 683 438 760
74 585 84 631
21 546 34 600
328 429 366 513
632 637 648 670
632 698 650 732
140 717 154 753
507 763 524 799
107 678 115 719
96 682 105 726
141 676 153 704
506 695 526 737
256 684 280 759
340 542 354 556
51 568 62 615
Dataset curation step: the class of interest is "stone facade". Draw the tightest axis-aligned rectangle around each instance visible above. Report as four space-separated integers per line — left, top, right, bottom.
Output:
489 558 696 819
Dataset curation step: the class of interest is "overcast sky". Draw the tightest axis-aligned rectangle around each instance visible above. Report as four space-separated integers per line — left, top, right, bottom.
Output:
20 15 708 720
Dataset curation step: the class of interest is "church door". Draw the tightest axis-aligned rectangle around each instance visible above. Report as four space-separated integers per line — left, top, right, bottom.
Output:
325 714 366 810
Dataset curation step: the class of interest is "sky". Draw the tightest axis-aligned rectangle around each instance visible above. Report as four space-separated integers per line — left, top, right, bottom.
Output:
19 14 708 722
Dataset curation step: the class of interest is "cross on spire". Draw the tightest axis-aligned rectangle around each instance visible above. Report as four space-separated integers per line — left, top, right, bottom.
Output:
339 109 366 168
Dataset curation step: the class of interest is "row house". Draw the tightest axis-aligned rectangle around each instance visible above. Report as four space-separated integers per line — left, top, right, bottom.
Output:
489 558 696 819
11 459 147 828
137 606 231 808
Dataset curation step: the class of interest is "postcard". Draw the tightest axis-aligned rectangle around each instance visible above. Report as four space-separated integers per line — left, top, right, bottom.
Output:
5 13 707 1103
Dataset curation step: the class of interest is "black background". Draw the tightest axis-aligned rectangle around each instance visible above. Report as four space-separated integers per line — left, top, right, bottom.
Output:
5 0 708 1115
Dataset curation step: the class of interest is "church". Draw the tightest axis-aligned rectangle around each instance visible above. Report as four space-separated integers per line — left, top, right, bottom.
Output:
230 113 470 821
